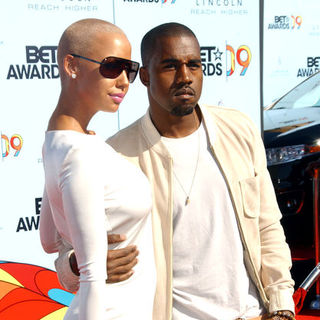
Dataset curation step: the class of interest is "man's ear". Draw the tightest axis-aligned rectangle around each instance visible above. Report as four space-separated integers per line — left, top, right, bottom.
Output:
139 67 150 87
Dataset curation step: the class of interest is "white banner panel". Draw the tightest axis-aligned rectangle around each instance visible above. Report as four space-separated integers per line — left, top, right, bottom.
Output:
0 0 115 269
263 0 320 107
115 0 261 129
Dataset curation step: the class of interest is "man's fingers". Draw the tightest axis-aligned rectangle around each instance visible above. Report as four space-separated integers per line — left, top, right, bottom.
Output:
107 247 139 269
107 233 126 244
107 245 138 260
106 258 138 283
108 254 138 274
106 270 134 283
105 245 139 283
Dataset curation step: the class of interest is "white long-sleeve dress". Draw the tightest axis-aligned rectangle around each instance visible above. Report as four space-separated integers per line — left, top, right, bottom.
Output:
40 130 156 320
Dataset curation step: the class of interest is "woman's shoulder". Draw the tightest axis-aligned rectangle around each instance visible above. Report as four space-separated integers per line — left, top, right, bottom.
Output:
45 130 106 148
44 130 112 165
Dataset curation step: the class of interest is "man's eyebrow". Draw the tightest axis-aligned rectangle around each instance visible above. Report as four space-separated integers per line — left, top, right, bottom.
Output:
160 58 202 64
160 58 179 64
188 59 202 64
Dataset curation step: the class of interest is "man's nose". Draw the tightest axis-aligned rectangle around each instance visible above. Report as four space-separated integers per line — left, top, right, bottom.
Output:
176 64 192 84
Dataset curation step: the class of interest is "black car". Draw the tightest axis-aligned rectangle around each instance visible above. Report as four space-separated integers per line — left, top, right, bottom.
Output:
264 71 320 252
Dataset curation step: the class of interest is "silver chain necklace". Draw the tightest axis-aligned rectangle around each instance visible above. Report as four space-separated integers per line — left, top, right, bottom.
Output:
172 123 201 206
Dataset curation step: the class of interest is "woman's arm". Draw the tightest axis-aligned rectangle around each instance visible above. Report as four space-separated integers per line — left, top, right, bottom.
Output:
58 147 108 320
39 188 61 253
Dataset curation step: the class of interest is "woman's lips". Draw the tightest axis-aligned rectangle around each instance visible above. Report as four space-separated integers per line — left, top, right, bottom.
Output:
110 93 125 104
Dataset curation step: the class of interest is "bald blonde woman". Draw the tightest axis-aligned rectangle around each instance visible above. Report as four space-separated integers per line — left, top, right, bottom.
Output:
39 19 156 320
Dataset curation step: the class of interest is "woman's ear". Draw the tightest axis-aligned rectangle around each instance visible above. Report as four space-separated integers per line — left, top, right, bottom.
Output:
139 67 150 87
64 54 78 79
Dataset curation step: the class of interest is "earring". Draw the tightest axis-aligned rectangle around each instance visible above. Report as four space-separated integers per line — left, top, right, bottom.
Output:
71 73 77 79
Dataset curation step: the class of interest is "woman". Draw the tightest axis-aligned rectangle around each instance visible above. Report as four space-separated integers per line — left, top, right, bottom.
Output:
39 18 156 319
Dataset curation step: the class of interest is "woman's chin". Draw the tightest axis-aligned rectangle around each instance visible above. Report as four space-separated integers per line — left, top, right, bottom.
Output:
102 104 120 113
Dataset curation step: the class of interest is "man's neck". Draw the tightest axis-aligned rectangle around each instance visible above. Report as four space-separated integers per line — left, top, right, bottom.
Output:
149 105 202 138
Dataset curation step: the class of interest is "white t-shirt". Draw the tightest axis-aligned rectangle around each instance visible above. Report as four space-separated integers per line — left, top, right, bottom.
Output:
162 123 264 320
41 130 156 320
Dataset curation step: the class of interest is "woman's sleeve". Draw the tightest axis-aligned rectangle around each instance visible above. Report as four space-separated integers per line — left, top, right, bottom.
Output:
59 148 108 320
39 188 61 253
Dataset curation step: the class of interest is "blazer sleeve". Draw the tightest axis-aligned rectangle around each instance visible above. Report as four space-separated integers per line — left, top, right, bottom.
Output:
251 120 295 313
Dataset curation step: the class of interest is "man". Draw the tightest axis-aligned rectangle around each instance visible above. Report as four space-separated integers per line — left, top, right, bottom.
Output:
54 23 295 320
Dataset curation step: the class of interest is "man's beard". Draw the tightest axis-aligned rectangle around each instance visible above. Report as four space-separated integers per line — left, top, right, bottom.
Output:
170 105 194 116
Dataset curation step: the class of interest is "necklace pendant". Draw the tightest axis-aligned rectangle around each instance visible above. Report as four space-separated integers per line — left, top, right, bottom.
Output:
185 197 190 206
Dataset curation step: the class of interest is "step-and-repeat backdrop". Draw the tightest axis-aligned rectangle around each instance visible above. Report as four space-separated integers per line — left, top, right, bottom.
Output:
0 0 261 318
263 0 320 107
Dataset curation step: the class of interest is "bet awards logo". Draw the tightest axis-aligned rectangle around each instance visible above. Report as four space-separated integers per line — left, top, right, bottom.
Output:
1 133 23 159
16 198 42 232
201 44 251 77
297 56 320 78
268 15 302 30
201 47 223 76
7 46 59 80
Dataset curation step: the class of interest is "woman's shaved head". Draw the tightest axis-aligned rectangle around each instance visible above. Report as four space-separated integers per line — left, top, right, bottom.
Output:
57 19 125 74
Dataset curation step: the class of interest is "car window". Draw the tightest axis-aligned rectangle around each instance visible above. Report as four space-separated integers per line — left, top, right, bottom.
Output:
272 71 320 110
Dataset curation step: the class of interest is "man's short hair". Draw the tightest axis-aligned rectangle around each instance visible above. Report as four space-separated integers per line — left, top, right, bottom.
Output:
140 22 198 66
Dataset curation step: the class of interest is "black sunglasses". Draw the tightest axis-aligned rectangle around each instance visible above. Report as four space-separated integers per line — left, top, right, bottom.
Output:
71 54 140 83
